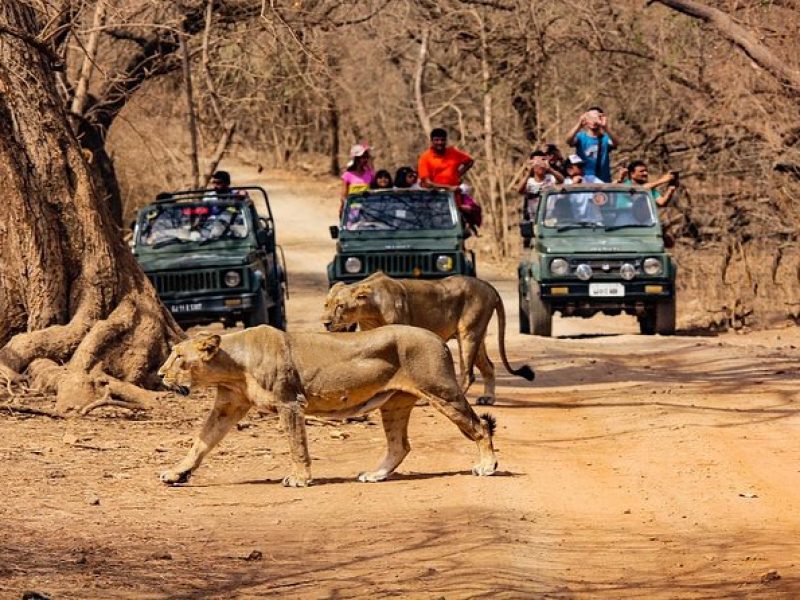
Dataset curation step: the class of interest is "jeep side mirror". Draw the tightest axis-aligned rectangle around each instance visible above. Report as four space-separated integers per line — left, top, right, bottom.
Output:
256 229 272 246
329 225 339 239
519 221 534 239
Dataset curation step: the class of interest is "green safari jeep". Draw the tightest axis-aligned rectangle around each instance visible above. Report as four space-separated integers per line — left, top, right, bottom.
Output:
132 187 287 329
328 188 475 284
517 185 676 337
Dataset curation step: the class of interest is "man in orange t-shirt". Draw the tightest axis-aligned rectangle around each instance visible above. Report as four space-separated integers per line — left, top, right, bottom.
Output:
417 128 474 191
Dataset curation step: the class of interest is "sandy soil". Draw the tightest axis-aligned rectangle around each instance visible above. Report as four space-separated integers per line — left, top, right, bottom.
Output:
2 166 800 599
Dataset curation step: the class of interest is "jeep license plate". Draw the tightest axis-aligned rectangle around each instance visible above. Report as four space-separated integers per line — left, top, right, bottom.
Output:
589 283 624 297
170 302 203 313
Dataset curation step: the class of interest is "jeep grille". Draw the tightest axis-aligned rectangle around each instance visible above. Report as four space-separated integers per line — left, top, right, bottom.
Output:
148 269 220 294
567 257 642 279
364 254 433 275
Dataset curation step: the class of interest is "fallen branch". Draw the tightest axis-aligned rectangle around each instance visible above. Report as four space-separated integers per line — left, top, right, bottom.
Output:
1 405 63 419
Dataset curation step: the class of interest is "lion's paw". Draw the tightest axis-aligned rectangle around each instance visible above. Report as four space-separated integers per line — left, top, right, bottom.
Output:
282 474 312 488
476 396 495 406
357 471 389 483
471 461 498 477
160 469 191 485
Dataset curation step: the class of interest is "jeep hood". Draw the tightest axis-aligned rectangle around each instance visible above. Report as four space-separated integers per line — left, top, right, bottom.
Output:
135 248 255 271
538 235 664 254
338 230 463 253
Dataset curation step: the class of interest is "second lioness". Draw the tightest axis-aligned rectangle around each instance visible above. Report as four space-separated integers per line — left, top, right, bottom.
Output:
322 272 534 405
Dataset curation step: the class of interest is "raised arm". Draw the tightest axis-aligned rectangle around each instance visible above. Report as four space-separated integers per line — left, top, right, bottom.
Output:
547 165 564 184
643 173 674 190
565 114 585 146
656 186 677 207
599 114 619 147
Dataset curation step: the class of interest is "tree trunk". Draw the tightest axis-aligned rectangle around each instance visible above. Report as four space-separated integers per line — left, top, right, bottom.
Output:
0 1 183 415
413 28 432 135
328 93 340 176
477 10 505 256
180 34 200 188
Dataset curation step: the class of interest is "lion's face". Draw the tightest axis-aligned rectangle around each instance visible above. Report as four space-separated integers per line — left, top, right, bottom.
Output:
324 283 376 332
322 282 353 332
158 334 222 394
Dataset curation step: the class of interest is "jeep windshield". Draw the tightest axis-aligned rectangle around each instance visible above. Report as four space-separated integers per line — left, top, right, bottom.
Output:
342 191 456 232
538 190 656 231
137 202 249 248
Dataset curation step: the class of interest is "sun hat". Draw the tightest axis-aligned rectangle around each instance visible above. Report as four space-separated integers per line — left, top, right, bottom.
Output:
349 143 370 158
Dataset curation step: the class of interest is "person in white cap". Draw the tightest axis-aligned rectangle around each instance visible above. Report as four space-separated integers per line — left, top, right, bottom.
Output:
563 154 584 184
562 154 604 185
340 143 374 214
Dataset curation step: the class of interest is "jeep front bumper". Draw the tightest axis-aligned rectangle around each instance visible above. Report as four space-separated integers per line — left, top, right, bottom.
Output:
540 280 673 305
163 293 257 319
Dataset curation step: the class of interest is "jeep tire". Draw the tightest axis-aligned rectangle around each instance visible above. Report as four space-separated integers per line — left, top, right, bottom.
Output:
518 286 531 334
639 297 676 336
655 296 676 335
527 281 552 337
244 290 269 328
268 288 287 331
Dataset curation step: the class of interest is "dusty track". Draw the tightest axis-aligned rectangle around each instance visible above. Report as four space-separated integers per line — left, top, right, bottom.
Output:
2 166 800 599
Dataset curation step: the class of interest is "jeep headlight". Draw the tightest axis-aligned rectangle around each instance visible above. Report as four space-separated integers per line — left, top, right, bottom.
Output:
223 270 241 287
436 255 454 272
575 264 593 281
550 258 569 276
620 263 636 280
344 257 362 274
643 257 663 276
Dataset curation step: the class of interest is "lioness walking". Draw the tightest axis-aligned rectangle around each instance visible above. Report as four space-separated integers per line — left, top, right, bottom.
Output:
158 325 498 487
322 272 534 405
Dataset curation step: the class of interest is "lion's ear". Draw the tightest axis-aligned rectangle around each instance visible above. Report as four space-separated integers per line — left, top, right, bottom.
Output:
352 284 371 300
195 334 221 361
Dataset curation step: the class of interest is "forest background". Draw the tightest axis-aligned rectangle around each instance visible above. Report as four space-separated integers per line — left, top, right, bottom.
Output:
14 0 800 332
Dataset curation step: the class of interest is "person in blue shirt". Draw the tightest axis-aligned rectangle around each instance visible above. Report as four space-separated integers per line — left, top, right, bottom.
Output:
565 106 619 182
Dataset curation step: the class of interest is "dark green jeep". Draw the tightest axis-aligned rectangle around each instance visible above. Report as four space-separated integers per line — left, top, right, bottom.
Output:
327 188 475 284
517 185 676 337
132 187 287 329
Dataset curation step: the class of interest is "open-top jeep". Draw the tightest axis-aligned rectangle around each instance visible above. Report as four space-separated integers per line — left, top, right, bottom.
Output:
518 185 676 336
132 187 287 329
327 188 475 284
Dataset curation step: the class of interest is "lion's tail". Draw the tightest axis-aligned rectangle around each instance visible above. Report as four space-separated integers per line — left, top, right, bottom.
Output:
480 412 497 437
492 286 535 382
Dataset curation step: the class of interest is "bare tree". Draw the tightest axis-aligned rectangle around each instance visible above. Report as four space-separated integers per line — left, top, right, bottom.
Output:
0 1 182 414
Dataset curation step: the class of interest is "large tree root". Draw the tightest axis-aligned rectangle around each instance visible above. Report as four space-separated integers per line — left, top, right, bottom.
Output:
0 296 182 417
26 360 163 416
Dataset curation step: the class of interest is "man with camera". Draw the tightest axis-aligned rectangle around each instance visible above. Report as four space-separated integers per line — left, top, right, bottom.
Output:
616 160 678 207
565 106 618 182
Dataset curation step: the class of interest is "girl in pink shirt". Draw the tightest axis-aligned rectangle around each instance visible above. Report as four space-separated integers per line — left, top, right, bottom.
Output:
340 143 374 214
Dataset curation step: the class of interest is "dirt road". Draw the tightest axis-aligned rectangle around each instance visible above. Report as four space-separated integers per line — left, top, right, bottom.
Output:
3 167 800 599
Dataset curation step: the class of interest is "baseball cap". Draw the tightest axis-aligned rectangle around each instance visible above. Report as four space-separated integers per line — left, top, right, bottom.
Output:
349 143 370 158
